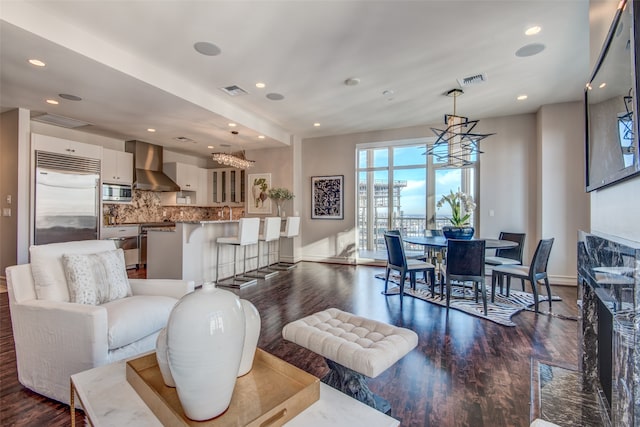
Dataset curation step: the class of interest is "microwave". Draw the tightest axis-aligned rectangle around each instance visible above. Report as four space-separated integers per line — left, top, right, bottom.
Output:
102 183 133 202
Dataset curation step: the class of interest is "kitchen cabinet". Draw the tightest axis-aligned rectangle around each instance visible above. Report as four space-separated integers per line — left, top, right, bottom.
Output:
210 168 245 205
196 168 209 205
164 162 199 192
32 133 102 159
102 148 133 185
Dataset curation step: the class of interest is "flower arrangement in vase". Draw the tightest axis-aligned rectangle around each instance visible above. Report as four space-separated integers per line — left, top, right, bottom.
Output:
267 187 294 217
437 189 476 239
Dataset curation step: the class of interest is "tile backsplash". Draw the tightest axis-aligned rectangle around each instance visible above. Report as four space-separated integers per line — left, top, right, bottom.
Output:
103 190 243 224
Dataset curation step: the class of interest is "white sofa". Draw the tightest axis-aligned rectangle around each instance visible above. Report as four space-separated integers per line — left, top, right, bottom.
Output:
5 239 194 405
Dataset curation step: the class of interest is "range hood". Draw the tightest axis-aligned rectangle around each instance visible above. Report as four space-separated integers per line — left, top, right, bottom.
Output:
125 140 180 192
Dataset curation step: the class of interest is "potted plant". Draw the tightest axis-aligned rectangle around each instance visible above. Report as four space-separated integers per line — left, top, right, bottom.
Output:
267 187 294 217
437 189 476 239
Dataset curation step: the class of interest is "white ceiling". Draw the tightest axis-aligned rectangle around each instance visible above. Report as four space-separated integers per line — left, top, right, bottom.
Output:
0 0 590 159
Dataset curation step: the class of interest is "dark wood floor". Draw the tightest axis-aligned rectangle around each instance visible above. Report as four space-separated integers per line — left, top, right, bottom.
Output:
0 262 579 427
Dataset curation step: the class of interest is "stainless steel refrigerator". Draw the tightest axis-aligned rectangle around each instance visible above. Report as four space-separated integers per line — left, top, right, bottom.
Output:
34 151 100 245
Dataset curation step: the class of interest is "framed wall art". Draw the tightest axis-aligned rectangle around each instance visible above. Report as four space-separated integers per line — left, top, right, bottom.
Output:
247 173 272 214
311 175 344 219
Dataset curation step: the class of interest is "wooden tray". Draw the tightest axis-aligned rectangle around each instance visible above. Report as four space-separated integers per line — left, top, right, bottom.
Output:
126 349 320 426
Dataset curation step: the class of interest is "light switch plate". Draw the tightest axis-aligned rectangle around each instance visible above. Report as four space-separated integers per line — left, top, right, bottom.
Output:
3 208 11 217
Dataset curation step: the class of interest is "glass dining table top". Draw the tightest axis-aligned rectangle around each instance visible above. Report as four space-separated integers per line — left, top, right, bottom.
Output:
403 236 518 249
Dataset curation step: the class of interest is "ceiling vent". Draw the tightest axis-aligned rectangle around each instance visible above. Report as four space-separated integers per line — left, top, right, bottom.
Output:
457 73 488 87
220 85 248 96
32 113 91 128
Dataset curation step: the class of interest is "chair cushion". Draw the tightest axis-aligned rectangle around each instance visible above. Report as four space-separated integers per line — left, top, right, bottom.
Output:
30 240 116 302
61 249 132 305
485 256 521 266
103 295 177 350
493 264 530 278
406 259 435 271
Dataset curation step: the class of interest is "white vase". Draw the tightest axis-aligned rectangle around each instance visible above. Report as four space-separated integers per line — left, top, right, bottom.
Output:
166 283 245 421
237 299 261 376
155 328 175 387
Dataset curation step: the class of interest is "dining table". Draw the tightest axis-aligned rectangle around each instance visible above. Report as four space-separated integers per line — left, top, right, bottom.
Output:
403 235 519 250
401 236 519 293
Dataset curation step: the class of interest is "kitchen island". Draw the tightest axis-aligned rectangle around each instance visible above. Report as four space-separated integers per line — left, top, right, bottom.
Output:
146 220 266 283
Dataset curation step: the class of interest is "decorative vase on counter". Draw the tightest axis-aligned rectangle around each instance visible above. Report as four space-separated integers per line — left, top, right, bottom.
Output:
165 283 245 421
442 226 475 240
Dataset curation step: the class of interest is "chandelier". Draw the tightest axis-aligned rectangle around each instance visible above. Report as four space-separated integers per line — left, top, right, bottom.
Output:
425 88 494 167
211 151 255 169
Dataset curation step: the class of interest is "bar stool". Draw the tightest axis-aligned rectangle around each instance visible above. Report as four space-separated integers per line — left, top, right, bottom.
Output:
244 217 282 279
216 217 260 288
271 216 300 270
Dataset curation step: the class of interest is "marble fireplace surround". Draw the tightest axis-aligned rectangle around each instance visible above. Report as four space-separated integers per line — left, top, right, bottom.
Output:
578 230 640 427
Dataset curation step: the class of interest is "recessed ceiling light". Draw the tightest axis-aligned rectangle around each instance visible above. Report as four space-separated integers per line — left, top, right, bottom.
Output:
517 95 528 100
525 26 541 36
599 82 607 89
258 135 265 139
344 77 360 86
28 59 45 67
193 41 221 56
313 123 321 127
46 99 59 105
256 82 266 89
228 123 237 127
59 93 82 101
515 43 546 57
207 145 214 149
147 128 156 132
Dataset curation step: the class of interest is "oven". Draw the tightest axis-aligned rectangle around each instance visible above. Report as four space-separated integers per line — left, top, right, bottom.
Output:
139 223 175 267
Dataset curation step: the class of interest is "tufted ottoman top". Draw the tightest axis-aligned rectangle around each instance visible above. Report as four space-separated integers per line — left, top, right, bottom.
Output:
282 308 418 378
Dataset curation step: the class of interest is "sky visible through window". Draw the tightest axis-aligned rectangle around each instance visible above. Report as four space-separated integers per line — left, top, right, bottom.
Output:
360 145 464 217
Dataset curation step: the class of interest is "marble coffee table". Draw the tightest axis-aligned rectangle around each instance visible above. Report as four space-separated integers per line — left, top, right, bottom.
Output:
70 355 400 427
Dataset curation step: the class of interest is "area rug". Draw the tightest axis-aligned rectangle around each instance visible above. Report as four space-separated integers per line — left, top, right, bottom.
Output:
376 273 561 327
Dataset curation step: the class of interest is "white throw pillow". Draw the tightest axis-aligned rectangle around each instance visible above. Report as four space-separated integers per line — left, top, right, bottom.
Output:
30 240 116 301
62 249 132 305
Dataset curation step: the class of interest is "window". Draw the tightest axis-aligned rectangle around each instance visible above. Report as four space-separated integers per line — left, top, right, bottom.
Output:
356 139 478 258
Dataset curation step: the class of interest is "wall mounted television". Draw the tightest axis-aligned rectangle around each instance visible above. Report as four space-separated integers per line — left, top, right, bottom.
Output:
585 0 640 192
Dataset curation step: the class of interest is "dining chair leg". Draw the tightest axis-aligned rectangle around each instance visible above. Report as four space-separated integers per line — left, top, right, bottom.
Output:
491 272 497 303
445 278 451 311
544 278 552 310
383 267 391 295
480 278 488 315
429 269 436 298
409 272 416 290
506 276 512 297
530 279 539 313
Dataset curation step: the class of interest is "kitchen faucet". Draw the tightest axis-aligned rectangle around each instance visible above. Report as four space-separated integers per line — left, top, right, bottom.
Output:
222 205 232 220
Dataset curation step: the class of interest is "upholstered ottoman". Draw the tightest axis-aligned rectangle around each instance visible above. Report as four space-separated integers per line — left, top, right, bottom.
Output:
282 308 418 414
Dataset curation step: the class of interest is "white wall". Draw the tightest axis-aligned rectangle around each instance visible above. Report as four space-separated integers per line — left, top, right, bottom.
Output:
478 114 537 260
538 102 591 283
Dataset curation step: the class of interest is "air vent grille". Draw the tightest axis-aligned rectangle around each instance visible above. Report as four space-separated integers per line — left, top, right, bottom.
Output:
36 151 100 173
32 114 91 128
457 73 488 87
220 85 248 96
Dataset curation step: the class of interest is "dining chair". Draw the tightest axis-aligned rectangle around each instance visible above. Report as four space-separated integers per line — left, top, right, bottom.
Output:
491 238 554 313
383 232 436 300
485 232 526 266
445 239 487 315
